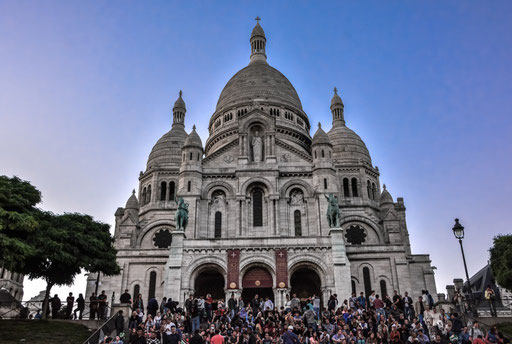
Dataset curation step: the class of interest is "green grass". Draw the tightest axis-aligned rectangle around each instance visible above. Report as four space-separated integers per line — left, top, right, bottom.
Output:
0 319 92 344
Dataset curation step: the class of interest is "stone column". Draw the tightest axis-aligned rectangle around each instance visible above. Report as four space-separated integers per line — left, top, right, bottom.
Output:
164 231 185 306
329 227 352 301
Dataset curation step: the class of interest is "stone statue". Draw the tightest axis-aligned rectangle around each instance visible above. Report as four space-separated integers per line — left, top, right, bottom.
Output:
290 191 304 206
174 197 189 231
324 193 340 228
252 131 262 162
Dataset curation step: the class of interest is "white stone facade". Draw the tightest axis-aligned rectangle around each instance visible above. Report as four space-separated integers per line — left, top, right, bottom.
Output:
0 267 24 301
86 21 437 309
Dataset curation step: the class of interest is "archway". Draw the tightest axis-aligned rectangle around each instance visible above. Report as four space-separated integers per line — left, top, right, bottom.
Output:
241 267 274 304
290 267 322 301
194 270 225 300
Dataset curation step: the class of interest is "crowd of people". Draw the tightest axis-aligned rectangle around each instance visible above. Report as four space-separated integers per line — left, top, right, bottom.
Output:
94 289 508 344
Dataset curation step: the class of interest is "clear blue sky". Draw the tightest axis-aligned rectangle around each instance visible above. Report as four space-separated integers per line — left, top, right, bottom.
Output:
1 1 511 300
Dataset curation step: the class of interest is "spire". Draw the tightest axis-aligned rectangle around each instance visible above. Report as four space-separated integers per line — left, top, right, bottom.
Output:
172 90 186 127
330 86 345 126
250 17 267 64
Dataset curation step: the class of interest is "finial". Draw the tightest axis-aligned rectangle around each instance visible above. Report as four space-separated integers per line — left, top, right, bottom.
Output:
334 87 338 95
179 90 183 97
318 122 322 129
132 189 135 195
192 124 196 130
383 184 387 190
255 16 261 24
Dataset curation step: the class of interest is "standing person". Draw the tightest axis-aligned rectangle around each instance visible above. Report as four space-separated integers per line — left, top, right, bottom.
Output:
89 292 98 320
485 285 497 317
357 292 366 309
120 289 132 304
51 294 61 319
185 295 194 315
414 296 426 324
66 292 75 319
97 290 108 319
403 291 413 320
148 297 159 317
114 310 124 336
312 294 321 319
133 293 144 313
227 293 238 319
74 293 85 320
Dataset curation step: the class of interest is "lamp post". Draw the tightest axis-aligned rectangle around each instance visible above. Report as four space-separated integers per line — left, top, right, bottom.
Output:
452 218 478 317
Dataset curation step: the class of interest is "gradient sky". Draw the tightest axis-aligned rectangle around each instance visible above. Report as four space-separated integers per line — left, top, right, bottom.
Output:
1 1 511 300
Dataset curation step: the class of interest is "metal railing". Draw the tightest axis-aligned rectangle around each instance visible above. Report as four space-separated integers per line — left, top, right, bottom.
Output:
0 299 113 320
83 311 121 344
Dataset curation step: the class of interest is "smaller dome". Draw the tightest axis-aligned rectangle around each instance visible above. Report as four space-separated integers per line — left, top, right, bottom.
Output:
125 190 139 210
173 90 186 111
380 185 394 205
327 124 372 164
251 20 265 39
331 87 343 108
184 125 203 149
312 123 331 146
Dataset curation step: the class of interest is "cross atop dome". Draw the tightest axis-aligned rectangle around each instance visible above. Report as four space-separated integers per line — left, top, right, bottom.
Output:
179 90 183 97
334 87 338 95
250 17 267 64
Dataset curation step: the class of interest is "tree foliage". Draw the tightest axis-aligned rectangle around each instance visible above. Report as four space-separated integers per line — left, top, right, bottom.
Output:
489 234 512 290
0 175 120 318
0 175 41 270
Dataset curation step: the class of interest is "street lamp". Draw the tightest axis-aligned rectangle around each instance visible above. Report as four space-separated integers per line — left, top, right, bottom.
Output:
452 218 478 317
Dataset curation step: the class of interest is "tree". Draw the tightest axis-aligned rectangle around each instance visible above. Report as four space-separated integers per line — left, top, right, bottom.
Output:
24 212 120 319
0 176 120 319
489 234 512 291
0 175 41 270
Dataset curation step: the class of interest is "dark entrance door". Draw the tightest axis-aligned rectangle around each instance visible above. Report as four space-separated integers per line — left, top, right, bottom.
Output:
241 267 274 304
195 270 225 299
290 267 322 302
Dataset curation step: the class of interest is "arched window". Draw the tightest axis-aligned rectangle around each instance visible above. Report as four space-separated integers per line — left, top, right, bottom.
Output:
363 267 372 298
148 271 156 302
14 290 18 298
160 182 167 201
351 178 359 197
380 280 388 298
214 212 222 238
147 185 152 204
314 150 317 159
367 181 372 200
189 152 193 160
253 189 263 227
197 153 200 161
372 183 377 201
133 284 140 299
187 181 191 192
343 178 350 197
294 210 302 236
323 178 328 190
142 188 147 205
168 182 175 201
321 150 325 158
351 280 356 295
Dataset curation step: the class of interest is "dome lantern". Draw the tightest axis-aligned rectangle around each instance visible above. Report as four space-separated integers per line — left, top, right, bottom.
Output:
331 87 345 126
172 90 186 127
250 17 267 64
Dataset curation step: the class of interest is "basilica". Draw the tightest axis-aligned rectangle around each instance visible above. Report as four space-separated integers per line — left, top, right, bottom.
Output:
86 20 437 308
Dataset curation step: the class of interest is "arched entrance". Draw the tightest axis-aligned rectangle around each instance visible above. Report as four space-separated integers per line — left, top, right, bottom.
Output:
241 267 274 304
194 270 225 300
290 267 322 300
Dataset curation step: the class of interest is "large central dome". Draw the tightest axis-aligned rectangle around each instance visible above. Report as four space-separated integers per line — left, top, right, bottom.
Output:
214 21 303 113
216 61 303 112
